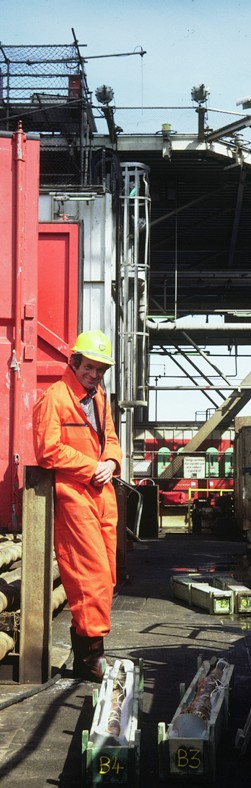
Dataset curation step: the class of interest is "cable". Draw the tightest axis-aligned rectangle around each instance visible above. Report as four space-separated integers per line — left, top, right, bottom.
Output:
0 654 73 711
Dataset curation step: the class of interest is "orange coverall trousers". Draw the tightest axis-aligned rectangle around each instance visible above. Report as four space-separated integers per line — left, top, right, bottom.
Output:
54 480 118 637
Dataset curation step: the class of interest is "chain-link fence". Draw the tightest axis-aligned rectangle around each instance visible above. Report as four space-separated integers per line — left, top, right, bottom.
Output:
0 43 87 101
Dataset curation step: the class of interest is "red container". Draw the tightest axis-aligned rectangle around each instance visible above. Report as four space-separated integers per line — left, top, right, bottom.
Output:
68 75 81 98
0 129 79 530
0 128 39 529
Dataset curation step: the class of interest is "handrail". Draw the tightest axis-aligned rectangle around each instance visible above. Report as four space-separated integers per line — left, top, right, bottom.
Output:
116 477 143 541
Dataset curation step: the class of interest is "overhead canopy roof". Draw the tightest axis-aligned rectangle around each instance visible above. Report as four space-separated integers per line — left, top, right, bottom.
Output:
112 132 251 337
90 127 251 346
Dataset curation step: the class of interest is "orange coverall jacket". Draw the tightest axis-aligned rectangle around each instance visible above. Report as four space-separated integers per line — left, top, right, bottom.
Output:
33 365 122 638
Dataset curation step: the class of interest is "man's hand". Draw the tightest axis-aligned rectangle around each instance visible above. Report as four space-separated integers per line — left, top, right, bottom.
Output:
92 460 116 487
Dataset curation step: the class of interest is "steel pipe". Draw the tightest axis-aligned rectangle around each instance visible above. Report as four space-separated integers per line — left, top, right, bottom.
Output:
148 385 251 391
52 584 67 611
146 320 251 333
11 122 26 530
0 632 15 661
1 559 59 585
0 580 20 613
0 580 66 621
0 561 61 613
0 542 22 569
0 583 66 666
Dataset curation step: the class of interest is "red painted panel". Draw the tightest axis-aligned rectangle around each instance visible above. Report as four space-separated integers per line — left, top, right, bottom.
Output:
37 224 79 397
0 138 13 320
0 141 79 530
0 131 40 530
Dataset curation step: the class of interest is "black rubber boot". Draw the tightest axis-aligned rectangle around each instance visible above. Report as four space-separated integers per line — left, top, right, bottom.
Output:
70 627 107 682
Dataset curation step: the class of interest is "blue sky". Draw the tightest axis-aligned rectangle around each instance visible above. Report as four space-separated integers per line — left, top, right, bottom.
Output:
2 0 251 419
1 0 251 135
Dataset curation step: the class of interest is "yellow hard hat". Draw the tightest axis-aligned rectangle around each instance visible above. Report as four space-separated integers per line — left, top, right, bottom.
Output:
71 330 114 365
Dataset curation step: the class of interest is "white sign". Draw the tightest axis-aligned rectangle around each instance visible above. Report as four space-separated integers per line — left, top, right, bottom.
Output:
183 456 206 479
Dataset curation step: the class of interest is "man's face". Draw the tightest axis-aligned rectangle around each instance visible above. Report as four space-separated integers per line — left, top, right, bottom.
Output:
74 356 108 391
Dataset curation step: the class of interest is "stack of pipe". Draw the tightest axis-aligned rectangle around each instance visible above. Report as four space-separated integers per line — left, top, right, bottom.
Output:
0 538 66 662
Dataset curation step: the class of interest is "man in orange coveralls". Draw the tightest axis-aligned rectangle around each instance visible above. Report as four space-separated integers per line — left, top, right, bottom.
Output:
33 330 122 682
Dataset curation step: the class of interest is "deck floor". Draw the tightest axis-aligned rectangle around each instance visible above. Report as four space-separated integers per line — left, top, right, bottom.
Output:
0 530 251 787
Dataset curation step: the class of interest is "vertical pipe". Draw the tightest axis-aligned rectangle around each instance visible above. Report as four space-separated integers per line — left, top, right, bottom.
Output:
80 70 86 187
115 176 122 436
141 178 150 403
11 121 25 531
83 109 89 186
123 165 130 403
132 170 139 400
126 408 133 482
174 209 178 321
6 60 10 131
196 106 206 141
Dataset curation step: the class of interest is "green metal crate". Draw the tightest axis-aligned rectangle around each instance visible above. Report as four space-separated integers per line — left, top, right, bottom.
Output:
82 659 143 787
158 658 234 783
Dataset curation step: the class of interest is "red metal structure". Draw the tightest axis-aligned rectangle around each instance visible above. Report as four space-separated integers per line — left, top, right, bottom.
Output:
37 224 79 396
133 429 234 507
0 129 79 531
0 127 39 530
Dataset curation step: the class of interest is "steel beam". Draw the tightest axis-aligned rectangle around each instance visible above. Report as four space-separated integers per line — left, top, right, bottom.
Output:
160 347 218 408
90 133 251 166
227 170 246 268
205 114 251 142
19 466 54 684
160 370 251 479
